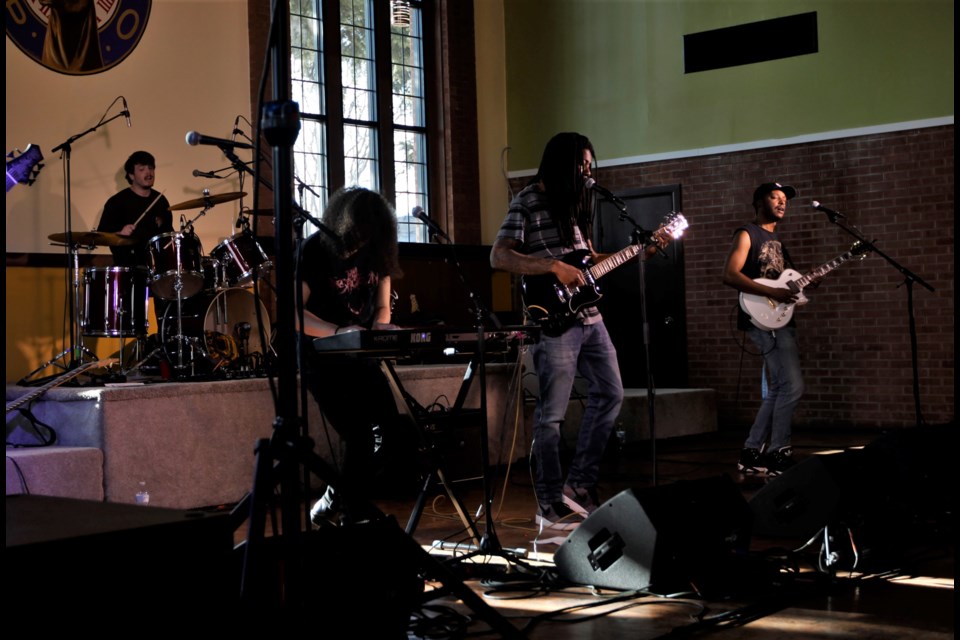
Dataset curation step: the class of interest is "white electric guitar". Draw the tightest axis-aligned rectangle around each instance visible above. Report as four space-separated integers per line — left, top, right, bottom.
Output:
740 241 871 331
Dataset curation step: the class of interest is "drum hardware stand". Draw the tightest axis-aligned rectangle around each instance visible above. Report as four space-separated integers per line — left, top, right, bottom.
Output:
24 99 130 384
19 240 99 386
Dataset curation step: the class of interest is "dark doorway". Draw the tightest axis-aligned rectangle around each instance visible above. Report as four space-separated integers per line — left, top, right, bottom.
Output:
593 184 688 388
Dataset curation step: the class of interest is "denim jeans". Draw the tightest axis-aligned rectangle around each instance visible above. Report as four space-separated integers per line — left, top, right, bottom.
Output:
744 326 804 452
530 320 623 505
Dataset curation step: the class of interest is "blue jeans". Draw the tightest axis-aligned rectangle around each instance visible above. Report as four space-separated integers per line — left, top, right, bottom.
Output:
744 326 804 452
530 320 623 505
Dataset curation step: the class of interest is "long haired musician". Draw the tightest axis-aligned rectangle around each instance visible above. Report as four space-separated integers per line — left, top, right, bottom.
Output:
297 186 406 526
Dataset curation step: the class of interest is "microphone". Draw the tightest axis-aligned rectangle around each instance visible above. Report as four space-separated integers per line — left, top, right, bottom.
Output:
121 97 132 128
192 169 221 179
412 206 450 242
230 116 241 142
185 130 253 150
584 177 626 209
811 200 847 220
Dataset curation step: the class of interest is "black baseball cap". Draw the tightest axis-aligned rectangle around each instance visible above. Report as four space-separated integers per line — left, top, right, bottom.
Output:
753 182 797 203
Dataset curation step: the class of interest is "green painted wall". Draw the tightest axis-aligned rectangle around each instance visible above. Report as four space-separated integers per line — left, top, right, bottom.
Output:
503 0 954 168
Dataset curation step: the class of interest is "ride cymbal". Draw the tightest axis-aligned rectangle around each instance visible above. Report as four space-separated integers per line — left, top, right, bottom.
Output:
48 230 135 246
168 191 247 211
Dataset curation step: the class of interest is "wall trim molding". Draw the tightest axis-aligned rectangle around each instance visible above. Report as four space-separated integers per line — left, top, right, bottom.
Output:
508 116 955 178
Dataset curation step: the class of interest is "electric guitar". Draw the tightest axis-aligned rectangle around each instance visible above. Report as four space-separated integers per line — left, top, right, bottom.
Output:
739 241 871 331
522 212 689 335
5 144 44 193
6 359 118 414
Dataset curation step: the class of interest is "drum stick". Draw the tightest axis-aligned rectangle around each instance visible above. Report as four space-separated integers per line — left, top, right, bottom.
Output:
133 188 167 228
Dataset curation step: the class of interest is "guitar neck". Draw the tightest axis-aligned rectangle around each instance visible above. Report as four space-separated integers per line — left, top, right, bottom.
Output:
587 244 643 281
7 359 115 413
795 251 855 289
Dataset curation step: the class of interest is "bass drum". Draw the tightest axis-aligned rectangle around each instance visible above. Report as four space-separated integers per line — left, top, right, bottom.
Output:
161 288 271 374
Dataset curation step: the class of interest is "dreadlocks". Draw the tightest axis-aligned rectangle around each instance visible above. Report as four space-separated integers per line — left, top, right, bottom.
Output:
531 132 596 246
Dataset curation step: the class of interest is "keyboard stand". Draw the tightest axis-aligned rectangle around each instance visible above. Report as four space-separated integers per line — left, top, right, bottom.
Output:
379 358 485 546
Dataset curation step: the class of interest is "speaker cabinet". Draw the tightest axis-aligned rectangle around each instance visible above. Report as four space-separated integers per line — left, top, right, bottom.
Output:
6 494 235 619
748 455 845 539
554 475 752 594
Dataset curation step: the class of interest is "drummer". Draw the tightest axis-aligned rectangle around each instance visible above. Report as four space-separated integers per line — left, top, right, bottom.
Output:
96 150 173 269
97 150 175 344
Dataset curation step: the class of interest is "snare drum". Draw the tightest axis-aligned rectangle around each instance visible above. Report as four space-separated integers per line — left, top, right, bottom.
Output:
210 233 272 288
81 266 149 337
147 231 204 300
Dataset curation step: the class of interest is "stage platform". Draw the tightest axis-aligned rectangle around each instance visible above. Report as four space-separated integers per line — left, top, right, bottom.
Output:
6 363 716 509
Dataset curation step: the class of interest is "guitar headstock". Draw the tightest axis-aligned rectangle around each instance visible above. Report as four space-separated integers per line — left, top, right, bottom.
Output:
6 144 44 193
651 212 689 248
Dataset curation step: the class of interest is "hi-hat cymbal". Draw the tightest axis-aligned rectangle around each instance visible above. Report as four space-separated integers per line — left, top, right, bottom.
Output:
168 191 247 211
48 230 135 246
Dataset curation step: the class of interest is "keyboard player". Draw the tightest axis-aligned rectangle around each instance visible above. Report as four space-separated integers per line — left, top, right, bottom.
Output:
297 186 410 527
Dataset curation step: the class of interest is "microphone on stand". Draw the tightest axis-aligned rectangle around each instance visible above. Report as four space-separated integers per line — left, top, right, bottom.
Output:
192 169 222 179
811 200 847 220
185 130 253 150
230 116 242 142
413 206 450 242
584 177 626 210
121 97 132 127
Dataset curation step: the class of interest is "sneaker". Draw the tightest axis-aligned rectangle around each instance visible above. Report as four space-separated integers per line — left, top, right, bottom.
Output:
536 502 585 533
310 485 343 527
737 448 768 474
765 447 796 477
562 485 600 516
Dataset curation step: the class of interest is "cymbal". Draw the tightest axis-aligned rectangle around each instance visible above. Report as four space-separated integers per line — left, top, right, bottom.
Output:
48 230 135 246
168 191 247 211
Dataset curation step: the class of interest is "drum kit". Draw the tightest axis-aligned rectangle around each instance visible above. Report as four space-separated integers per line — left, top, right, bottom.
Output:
48 191 273 380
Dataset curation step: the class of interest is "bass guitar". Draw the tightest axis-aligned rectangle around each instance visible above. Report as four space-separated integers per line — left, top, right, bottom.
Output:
6 144 44 193
522 212 688 335
6 359 118 414
739 241 871 331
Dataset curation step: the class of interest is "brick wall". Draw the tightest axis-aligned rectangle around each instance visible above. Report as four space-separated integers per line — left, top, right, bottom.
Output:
511 126 954 429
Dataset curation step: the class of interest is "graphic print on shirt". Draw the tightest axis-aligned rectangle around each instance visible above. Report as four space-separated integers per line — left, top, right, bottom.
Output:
333 267 379 317
757 240 785 280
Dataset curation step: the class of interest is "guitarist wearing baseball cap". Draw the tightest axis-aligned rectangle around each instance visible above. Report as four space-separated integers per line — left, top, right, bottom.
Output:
722 182 804 477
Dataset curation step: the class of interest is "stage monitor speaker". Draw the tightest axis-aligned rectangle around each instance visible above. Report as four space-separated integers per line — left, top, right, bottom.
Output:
553 475 752 594
6 494 235 620
749 454 853 540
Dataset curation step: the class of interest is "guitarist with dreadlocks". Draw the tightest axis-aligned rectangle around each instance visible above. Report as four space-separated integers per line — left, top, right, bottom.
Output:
490 132 627 536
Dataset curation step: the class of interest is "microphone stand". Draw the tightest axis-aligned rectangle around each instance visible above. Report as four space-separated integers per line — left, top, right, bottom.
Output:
27 108 128 382
616 209 660 485
824 213 934 427
422 228 540 575
230 8 522 635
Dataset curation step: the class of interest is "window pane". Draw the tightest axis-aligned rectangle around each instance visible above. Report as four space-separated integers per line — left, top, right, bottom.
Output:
294 120 329 235
290 0 325 116
344 124 378 190
394 129 428 243
341 6 376 122
391 6 424 127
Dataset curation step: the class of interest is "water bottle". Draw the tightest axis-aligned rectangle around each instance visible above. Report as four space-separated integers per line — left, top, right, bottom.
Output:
135 481 150 506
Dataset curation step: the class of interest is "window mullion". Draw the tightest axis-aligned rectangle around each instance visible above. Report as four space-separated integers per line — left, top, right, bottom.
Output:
373 0 395 202
322 0 345 191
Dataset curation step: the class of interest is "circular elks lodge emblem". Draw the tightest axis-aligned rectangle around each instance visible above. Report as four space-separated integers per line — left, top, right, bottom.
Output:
6 0 152 75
